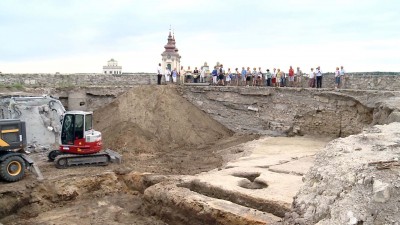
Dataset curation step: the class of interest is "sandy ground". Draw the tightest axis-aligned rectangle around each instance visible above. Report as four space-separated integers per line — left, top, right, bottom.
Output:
0 86 331 225
0 133 258 225
0 86 258 225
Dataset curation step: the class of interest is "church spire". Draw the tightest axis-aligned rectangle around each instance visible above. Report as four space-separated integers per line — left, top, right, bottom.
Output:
161 27 181 75
164 27 177 53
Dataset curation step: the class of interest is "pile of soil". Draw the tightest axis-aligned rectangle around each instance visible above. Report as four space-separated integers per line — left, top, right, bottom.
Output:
94 85 235 174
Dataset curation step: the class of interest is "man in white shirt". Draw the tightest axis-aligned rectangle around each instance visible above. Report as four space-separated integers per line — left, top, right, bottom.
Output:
309 68 315 88
340 66 346 88
271 68 276 87
316 66 323 88
200 67 206 83
157 63 162 85
164 67 171 83
179 66 185 84
296 67 302 87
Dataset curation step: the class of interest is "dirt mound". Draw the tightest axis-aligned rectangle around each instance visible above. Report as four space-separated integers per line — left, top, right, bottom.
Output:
94 85 234 174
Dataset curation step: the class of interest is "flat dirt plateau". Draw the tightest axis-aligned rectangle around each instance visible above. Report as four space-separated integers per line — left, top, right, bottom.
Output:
0 86 258 225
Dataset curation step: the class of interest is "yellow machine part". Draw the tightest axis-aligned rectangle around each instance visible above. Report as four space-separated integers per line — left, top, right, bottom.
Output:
0 128 19 147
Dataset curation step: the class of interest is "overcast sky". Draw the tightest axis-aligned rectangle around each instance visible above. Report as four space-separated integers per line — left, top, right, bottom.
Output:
0 0 399 73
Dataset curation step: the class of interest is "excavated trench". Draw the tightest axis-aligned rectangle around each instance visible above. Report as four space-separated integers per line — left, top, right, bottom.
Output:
1 85 400 225
179 177 287 218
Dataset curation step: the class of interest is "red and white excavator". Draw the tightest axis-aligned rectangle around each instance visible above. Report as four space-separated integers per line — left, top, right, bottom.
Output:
48 111 121 168
0 96 121 182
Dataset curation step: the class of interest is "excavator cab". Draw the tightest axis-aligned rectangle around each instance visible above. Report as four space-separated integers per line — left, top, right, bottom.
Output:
61 112 90 145
59 111 102 155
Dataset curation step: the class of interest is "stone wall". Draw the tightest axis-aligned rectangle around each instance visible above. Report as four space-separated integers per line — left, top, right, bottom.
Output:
179 86 400 137
0 73 157 87
0 72 399 90
300 73 400 90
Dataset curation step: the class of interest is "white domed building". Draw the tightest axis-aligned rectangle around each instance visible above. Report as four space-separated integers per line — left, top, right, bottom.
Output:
103 58 122 74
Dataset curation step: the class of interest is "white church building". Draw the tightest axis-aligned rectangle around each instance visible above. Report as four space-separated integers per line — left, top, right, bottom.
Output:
161 30 181 74
103 58 122 74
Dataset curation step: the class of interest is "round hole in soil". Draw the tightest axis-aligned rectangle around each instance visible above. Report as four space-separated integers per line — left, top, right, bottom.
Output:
238 179 268 189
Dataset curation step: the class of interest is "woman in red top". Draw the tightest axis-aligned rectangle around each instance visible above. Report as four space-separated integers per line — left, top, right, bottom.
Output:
288 66 295 87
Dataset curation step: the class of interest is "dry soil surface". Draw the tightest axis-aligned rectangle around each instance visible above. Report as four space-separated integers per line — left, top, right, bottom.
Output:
0 86 257 225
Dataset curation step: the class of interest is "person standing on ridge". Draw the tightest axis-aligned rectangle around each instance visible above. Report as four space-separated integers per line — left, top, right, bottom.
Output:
309 68 315 88
218 64 225 86
316 66 323 88
265 69 272 86
340 66 346 88
186 66 192 83
172 68 178 83
164 67 171 83
281 70 286 87
241 67 247 86
251 67 257 86
246 67 251 86
226 68 232 86
257 67 263 86
276 68 281 87
200 66 206 83
179 66 185 84
157 63 162 85
235 68 240 86
288 66 295 87
334 66 341 89
296 67 302 87
212 66 218 85
193 67 199 83
271 68 277 87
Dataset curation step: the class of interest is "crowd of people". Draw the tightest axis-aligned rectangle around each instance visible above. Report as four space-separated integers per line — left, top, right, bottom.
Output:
157 63 347 89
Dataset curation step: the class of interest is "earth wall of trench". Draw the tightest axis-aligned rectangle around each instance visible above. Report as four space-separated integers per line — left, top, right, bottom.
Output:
179 86 400 137
44 86 400 138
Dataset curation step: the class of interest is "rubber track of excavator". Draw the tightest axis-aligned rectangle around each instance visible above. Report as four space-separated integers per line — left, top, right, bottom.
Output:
54 152 110 169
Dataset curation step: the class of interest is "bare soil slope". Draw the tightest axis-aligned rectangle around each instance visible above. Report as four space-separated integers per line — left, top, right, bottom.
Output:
94 85 235 174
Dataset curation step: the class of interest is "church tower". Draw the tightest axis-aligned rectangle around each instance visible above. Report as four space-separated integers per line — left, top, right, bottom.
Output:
161 29 181 74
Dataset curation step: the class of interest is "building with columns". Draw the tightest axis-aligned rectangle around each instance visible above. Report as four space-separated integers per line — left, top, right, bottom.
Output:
161 30 181 74
103 58 122 74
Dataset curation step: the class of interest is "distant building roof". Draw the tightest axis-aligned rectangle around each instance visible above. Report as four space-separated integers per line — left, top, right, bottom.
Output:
162 30 180 57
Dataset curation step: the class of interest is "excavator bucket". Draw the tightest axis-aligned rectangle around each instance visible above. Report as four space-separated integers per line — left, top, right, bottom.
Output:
105 149 122 164
21 154 44 181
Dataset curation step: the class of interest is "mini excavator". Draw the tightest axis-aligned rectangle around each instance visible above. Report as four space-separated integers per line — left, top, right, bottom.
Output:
47 111 121 169
0 96 121 182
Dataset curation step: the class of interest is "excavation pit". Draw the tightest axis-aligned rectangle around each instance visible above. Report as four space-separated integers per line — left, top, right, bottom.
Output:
237 178 268 190
1 85 400 225
231 172 268 189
